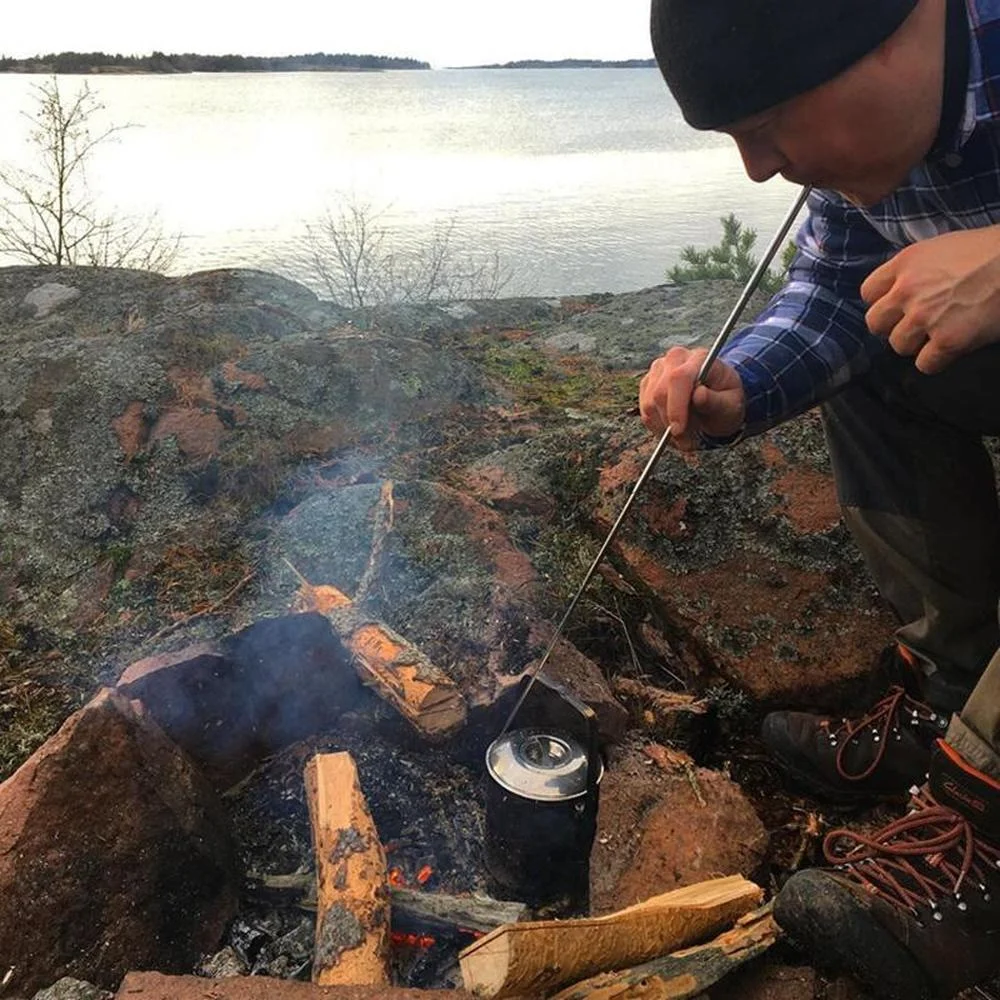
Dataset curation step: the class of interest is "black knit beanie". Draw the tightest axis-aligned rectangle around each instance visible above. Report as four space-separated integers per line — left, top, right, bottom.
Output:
651 0 920 129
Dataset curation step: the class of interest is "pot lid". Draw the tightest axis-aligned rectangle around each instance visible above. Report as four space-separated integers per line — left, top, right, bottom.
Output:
486 728 601 802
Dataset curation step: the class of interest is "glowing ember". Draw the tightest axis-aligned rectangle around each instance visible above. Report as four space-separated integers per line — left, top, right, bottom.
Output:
391 931 436 949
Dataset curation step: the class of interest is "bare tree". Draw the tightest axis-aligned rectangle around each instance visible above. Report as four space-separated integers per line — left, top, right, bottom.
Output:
0 77 178 271
301 198 392 307
400 217 512 302
297 195 514 307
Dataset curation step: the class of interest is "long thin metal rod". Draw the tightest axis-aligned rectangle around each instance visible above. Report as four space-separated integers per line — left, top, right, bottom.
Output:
499 185 812 736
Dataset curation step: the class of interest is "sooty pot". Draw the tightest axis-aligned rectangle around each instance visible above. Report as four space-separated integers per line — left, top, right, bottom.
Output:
484 726 603 911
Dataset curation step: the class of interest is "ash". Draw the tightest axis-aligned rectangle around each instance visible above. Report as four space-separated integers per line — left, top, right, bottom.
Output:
315 905 365 967
219 715 489 986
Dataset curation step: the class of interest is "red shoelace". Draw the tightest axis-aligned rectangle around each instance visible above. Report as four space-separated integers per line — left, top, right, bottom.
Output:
830 686 942 782
824 788 1000 918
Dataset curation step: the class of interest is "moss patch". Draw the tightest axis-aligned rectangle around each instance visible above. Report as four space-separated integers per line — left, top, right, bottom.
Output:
470 337 637 416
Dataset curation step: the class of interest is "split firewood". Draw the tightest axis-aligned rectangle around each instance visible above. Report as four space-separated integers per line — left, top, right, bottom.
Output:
551 904 780 1000
458 874 763 999
611 678 709 749
246 873 528 934
289 563 467 740
305 752 390 986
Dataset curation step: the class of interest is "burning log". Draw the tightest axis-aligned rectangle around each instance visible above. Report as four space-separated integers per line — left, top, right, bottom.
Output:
389 887 528 936
550 904 780 1000
458 875 762 999
304 752 390 986
291 571 467 740
246 873 528 936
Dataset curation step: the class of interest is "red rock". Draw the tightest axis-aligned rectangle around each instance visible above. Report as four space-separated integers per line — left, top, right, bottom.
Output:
442 485 537 591
458 460 555 516
221 361 268 391
597 444 645 498
614 541 892 708
166 368 217 408
111 401 149 460
66 559 117 628
117 614 362 789
587 412 899 709
526 623 628 741
149 407 226 461
590 742 769 914
0 689 238 995
772 465 841 535
115 972 471 1000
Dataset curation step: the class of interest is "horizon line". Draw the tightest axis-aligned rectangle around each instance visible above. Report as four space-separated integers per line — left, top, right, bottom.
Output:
0 49 655 68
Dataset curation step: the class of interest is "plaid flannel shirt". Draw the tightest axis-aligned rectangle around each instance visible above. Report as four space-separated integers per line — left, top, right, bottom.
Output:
718 0 1000 438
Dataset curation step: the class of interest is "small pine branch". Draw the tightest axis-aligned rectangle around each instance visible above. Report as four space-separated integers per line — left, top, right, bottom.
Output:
668 212 795 295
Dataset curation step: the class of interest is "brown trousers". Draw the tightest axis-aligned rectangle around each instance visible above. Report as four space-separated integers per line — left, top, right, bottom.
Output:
821 345 1000 778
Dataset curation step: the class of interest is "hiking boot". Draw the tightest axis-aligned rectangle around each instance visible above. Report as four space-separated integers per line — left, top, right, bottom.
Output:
774 742 1000 1000
762 684 949 801
762 646 950 802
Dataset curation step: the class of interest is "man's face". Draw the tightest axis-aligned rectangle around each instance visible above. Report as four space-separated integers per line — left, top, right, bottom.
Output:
720 12 943 206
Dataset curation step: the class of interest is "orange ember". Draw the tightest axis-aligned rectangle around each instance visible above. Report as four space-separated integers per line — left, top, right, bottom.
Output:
391 931 436 949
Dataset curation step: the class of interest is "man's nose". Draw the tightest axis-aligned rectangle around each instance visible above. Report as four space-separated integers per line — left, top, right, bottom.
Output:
733 134 788 183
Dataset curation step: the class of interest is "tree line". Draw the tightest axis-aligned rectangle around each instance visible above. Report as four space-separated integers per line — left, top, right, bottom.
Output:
469 58 656 69
0 52 430 74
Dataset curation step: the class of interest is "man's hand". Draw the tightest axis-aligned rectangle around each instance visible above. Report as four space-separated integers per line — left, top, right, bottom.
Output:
862 226 1000 374
638 346 746 451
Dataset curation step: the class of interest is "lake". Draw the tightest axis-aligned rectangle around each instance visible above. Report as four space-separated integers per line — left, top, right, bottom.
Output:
0 69 799 297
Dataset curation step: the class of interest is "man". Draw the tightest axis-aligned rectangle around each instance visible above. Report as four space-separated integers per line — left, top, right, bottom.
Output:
641 0 1000 996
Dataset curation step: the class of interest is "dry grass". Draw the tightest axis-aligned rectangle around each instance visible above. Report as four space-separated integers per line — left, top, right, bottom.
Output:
142 542 256 628
0 622 87 780
0 539 256 781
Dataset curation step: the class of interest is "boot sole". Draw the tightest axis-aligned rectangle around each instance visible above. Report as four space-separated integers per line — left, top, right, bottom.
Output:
775 871 935 1000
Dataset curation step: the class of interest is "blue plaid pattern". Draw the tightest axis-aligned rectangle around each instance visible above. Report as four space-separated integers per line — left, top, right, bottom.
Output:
719 0 1000 436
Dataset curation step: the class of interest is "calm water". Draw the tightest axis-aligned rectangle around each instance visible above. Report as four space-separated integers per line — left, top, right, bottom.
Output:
0 70 798 296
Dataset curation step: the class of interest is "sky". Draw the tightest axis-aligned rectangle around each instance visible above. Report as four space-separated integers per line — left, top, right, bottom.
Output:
2 0 654 69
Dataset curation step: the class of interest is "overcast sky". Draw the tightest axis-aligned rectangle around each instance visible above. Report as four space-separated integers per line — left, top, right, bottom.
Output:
3 0 654 68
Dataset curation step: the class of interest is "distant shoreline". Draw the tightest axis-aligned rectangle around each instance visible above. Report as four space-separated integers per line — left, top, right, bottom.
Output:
456 58 656 70
0 53 656 75
0 52 430 74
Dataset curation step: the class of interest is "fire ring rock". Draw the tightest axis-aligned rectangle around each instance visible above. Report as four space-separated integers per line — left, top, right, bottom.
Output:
0 688 239 995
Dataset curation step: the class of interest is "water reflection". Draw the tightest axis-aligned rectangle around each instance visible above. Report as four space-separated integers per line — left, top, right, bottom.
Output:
0 69 796 295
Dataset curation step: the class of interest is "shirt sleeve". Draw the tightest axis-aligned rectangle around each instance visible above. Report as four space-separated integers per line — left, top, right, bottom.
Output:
715 187 899 438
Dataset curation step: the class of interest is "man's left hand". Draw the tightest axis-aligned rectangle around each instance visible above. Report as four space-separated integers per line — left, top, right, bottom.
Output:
861 226 1000 373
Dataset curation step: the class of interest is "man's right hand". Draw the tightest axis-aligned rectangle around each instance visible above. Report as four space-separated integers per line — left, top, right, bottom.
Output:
638 346 747 451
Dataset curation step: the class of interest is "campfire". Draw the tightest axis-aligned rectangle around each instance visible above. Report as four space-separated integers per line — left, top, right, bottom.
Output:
0 564 780 1000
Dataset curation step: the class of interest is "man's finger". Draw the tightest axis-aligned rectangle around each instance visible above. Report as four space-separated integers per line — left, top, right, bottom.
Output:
638 364 661 431
699 358 734 390
860 258 898 306
914 339 959 375
692 382 736 424
639 391 667 434
865 295 905 337
886 316 929 358
664 361 699 438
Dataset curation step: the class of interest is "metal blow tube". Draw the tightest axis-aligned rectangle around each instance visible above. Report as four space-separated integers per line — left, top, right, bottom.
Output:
498 185 812 737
